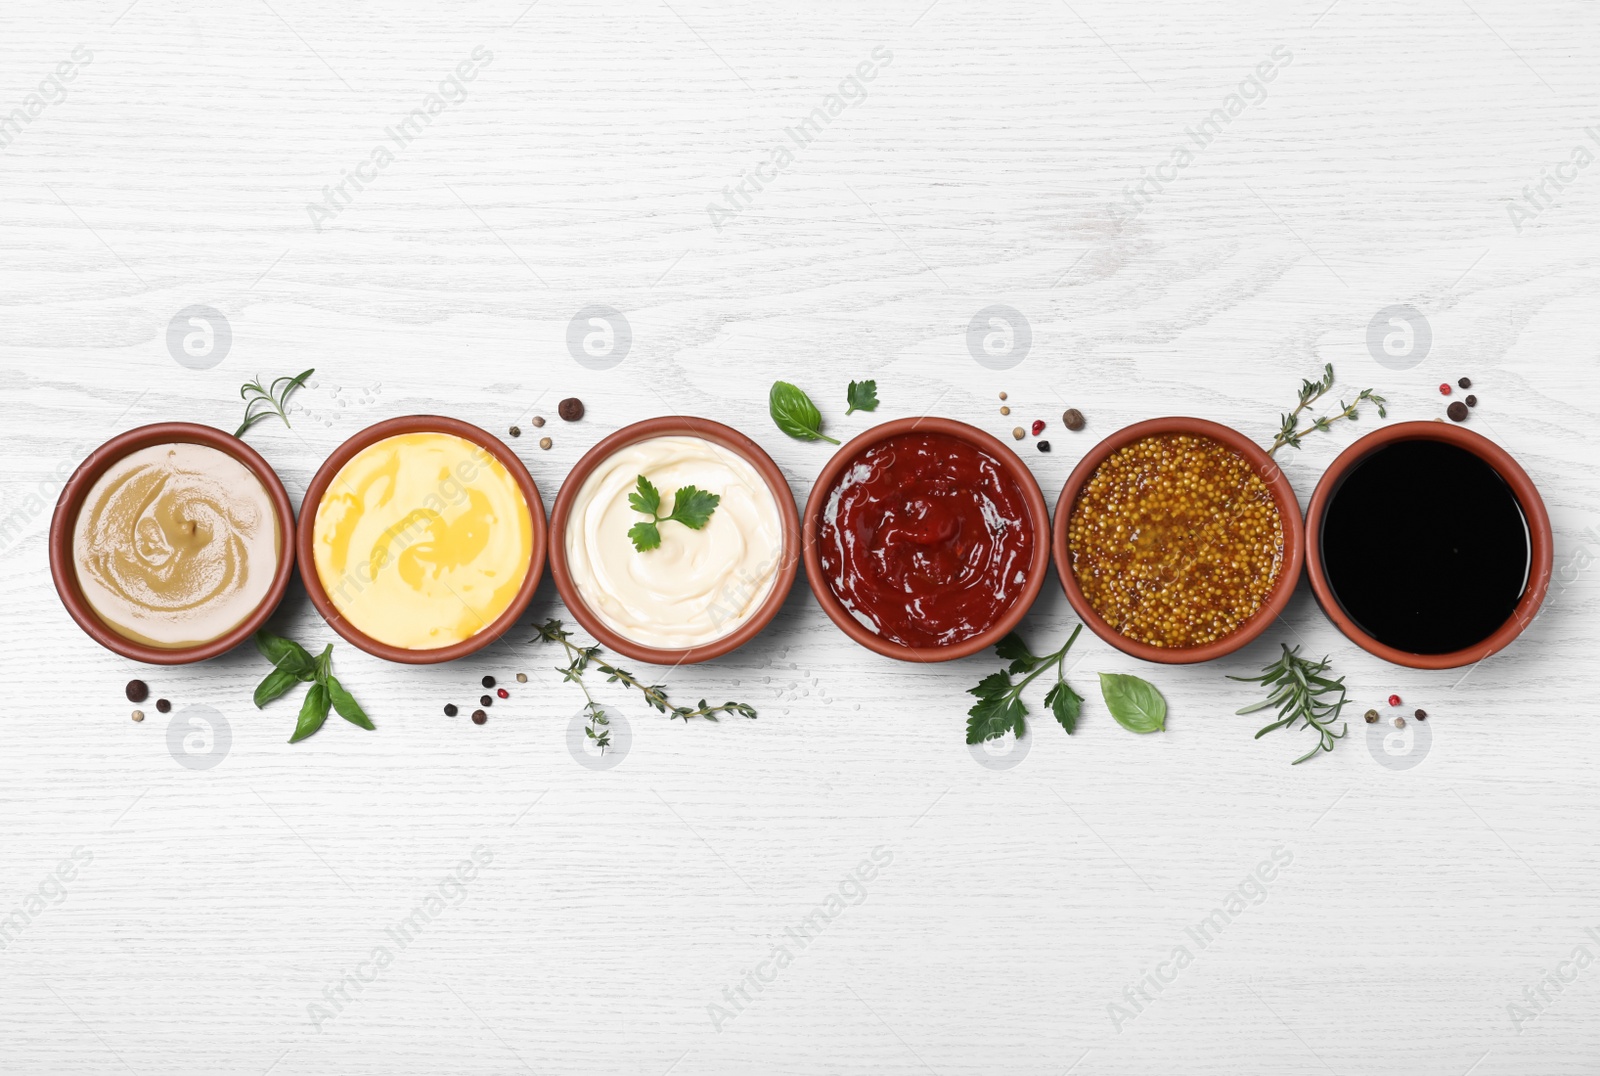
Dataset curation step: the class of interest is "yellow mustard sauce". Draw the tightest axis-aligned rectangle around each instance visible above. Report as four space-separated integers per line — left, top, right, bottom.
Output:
312 432 533 649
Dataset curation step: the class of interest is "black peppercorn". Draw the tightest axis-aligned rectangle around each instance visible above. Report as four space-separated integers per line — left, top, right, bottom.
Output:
1036 440 1051 452
1465 395 1477 407
1364 709 1379 723
1414 708 1428 721
471 709 488 725
155 698 171 713
482 675 495 688
558 397 584 421
1447 401 1468 422
125 680 149 703
1458 377 1471 389
444 704 458 717
508 426 521 438
480 694 493 707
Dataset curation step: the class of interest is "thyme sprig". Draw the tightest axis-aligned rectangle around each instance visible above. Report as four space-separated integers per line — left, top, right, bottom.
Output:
535 619 756 752
1229 644 1349 765
235 368 314 438
1267 363 1386 456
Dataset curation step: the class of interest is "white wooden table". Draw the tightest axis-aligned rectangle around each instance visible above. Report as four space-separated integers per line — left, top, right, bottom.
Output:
3 1 1598 1072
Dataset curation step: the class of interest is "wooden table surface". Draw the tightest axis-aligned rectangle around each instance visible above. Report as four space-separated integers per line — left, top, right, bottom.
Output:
3 1 1599 1073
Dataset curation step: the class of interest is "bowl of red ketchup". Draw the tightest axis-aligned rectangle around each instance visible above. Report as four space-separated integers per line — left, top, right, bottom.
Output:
802 417 1051 661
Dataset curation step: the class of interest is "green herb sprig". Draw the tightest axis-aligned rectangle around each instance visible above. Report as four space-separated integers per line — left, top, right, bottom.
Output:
846 379 879 415
1267 363 1386 456
769 381 839 444
535 619 756 752
967 625 1085 743
627 475 720 552
1230 644 1349 764
252 631 373 743
235 368 314 439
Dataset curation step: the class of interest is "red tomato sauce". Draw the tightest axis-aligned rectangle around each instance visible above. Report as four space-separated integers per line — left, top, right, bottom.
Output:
817 433 1034 648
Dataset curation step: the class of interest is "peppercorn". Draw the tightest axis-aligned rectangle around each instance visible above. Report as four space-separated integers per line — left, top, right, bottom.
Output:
558 397 584 421
471 709 487 725
516 672 527 683
480 694 493 707
125 680 148 703
1364 709 1379 723
1387 694 1401 707
539 437 552 450
1458 377 1472 389
998 391 1008 401
1063 408 1086 431
497 688 508 699
1393 716 1406 729
482 675 496 688
131 710 144 722
156 699 171 713
1439 383 1452 395
1031 419 1046 436
1000 406 1011 416
1414 708 1427 721
444 704 458 717
1465 395 1477 407
508 426 521 438
531 416 545 427
1447 401 1468 422
1037 440 1051 452
1012 427 1025 440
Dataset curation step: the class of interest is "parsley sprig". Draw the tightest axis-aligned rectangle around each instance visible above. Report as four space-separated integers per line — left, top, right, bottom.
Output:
846 379 879 415
1230 644 1349 764
627 475 720 552
252 630 373 743
967 625 1085 743
535 619 756 752
1267 363 1386 456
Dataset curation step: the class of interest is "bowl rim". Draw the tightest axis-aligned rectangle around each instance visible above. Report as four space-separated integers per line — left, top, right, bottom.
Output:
1051 416 1307 665
48 422 298 665
296 415 548 665
1304 420 1553 669
547 415 801 666
801 416 1052 663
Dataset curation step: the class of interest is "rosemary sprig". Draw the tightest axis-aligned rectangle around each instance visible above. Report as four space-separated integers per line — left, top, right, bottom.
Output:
235 368 314 438
1229 644 1349 765
534 619 756 752
1266 363 1386 456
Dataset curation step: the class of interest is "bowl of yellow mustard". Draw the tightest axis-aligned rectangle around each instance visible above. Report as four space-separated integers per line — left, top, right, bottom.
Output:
298 416 547 663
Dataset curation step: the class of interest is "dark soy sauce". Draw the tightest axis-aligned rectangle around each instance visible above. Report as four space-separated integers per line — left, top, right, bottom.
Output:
1322 439 1528 655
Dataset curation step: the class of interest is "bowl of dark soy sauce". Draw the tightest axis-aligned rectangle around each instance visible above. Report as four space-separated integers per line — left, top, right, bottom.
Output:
1305 422 1552 669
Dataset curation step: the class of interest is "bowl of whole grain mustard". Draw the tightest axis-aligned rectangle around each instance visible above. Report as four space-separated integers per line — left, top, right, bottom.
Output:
1052 417 1304 664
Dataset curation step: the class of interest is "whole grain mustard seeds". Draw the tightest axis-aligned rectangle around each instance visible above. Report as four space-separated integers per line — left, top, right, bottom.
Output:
1067 433 1285 649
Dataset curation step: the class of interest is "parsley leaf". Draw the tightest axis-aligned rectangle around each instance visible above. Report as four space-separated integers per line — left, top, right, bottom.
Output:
666 485 720 529
628 520 662 551
628 474 661 516
846 379 879 415
627 475 721 552
964 624 1085 743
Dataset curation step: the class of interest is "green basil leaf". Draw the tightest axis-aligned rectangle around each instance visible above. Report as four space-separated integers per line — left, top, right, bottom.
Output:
253 667 302 709
290 682 331 743
1046 680 1083 734
255 631 316 679
1099 672 1167 734
326 675 374 730
769 381 839 444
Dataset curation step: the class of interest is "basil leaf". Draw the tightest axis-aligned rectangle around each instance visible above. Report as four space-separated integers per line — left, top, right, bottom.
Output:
255 631 316 679
290 682 331 743
769 381 839 445
253 667 302 709
845 379 879 415
1046 680 1083 734
326 675 374 730
1099 673 1167 733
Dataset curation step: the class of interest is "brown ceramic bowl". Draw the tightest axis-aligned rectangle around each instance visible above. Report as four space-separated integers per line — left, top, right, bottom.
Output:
49 422 297 665
549 416 800 665
802 417 1052 663
1053 417 1305 665
297 416 547 664
1305 421 1552 669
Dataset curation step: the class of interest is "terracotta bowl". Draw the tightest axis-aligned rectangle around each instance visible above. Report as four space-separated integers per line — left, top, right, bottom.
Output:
49 422 297 665
549 416 800 665
1052 416 1305 665
297 416 547 664
802 416 1052 663
1305 421 1552 669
